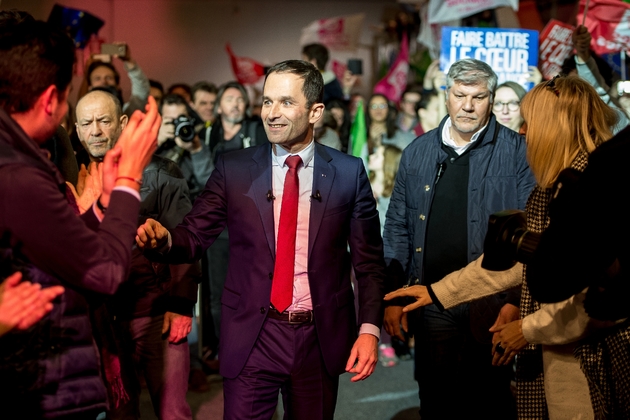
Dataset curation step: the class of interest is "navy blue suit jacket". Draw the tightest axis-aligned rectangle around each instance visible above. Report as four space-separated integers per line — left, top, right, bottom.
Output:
164 142 386 378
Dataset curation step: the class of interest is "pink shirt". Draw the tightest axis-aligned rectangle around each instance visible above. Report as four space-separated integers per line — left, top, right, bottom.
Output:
271 141 380 338
272 141 315 311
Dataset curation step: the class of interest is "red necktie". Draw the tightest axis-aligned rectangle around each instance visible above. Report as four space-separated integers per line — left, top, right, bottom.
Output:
270 155 302 313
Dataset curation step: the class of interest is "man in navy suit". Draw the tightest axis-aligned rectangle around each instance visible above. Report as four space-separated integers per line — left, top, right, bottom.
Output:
136 60 386 419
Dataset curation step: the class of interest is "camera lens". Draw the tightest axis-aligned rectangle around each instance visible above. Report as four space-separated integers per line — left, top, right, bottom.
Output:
172 115 196 142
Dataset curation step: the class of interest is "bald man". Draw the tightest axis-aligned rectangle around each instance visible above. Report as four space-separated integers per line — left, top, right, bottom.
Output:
75 89 128 162
75 90 199 419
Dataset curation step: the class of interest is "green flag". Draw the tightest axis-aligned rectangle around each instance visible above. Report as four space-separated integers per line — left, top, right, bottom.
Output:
349 100 368 169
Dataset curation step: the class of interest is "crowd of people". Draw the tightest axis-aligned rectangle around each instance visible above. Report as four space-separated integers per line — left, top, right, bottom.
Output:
1 6 630 420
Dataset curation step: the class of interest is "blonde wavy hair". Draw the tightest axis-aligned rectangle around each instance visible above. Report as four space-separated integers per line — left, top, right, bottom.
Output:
520 76 618 188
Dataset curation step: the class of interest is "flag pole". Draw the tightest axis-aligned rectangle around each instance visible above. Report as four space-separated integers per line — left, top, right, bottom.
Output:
582 0 590 26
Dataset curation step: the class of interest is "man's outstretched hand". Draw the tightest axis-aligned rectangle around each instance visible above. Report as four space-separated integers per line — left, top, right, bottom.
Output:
136 218 169 250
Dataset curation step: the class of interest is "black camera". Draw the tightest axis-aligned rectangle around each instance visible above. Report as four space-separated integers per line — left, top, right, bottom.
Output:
171 115 196 143
481 167 583 273
480 209 540 271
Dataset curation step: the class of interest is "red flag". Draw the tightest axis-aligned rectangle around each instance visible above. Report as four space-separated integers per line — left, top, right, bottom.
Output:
577 0 630 55
373 34 409 103
225 44 266 85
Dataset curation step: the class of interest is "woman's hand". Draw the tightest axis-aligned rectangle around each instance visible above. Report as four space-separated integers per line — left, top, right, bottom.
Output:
384 285 433 312
489 319 527 366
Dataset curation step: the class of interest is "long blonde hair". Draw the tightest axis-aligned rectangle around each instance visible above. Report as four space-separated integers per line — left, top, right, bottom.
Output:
520 76 617 188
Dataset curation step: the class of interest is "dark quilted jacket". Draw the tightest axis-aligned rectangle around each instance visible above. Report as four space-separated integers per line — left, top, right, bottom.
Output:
383 114 536 342
0 109 138 418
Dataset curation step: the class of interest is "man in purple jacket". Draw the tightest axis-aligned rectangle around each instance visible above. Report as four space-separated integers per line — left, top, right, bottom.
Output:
0 12 160 418
137 60 386 420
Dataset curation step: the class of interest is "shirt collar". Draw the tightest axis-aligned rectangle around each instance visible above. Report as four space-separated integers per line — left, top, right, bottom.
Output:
441 117 488 155
272 140 315 168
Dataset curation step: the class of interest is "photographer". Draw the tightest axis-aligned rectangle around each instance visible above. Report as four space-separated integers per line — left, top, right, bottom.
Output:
386 76 621 419
157 93 213 202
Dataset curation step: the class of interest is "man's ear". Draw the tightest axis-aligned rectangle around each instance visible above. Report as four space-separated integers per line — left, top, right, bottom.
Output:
41 85 59 116
309 102 325 124
120 114 129 130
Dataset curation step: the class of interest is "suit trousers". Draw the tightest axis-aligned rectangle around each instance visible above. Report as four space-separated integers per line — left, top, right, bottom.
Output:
109 314 192 420
223 316 339 420
413 303 516 420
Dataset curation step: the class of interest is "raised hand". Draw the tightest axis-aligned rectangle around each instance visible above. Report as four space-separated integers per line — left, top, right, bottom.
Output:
573 25 592 62
66 162 103 214
111 95 161 190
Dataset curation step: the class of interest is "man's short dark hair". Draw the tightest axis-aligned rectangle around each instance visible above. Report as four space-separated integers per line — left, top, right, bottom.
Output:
0 9 35 26
0 15 75 113
149 79 164 93
191 81 218 103
301 43 329 71
402 84 423 99
265 60 324 109
160 93 190 114
86 60 121 87
167 83 192 97
214 81 250 118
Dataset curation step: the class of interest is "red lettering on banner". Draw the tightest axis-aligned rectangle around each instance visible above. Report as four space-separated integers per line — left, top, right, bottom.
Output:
538 19 575 80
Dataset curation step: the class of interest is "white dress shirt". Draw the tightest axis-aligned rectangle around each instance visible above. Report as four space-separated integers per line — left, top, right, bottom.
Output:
441 117 487 155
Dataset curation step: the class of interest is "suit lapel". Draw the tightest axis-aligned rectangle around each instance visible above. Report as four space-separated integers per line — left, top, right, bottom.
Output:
308 144 335 259
250 144 276 259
